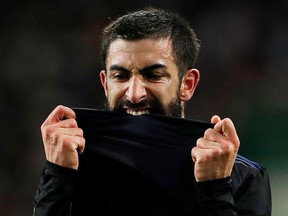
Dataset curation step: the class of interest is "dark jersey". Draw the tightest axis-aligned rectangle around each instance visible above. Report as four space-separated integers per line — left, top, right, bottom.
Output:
33 108 272 216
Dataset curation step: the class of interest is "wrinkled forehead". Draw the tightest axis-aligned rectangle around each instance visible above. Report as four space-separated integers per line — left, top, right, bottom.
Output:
106 38 176 68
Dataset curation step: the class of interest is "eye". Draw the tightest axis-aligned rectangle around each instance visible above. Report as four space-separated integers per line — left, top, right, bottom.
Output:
143 71 163 81
111 71 130 81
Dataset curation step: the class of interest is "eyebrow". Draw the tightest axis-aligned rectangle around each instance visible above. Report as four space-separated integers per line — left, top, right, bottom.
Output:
109 64 130 72
109 63 168 73
140 63 167 73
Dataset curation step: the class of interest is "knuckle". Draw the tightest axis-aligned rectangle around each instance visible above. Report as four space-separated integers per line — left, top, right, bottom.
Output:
223 117 232 124
204 128 213 137
191 146 196 155
44 125 53 134
41 123 51 134
196 138 204 146
42 125 54 140
79 128 84 136
235 139 240 149
62 140 72 149
65 118 78 128
61 135 71 145
56 105 65 112
70 118 78 126
199 153 211 163
221 142 232 152
214 148 223 158
219 142 237 157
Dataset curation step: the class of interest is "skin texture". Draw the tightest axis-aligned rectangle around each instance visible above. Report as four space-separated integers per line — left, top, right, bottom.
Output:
41 105 85 170
40 37 240 182
192 115 240 181
100 38 199 117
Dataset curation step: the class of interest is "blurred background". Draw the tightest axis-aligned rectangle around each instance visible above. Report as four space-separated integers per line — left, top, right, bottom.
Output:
1 0 287 215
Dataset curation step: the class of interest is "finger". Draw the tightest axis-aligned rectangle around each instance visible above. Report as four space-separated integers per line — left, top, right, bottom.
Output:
64 136 85 154
43 105 76 126
54 135 85 152
76 137 86 154
214 118 240 149
57 127 84 137
191 146 213 163
203 128 223 142
56 118 79 129
211 115 221 124
196 137 222 149
42 121 82 140
191 146 198 162
43 126 84 147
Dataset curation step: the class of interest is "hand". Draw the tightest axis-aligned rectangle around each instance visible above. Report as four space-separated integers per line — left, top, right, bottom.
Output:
40 105 85 170
191 115 240 182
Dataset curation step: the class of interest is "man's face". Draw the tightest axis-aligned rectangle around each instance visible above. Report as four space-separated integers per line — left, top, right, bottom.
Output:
100 38 187 117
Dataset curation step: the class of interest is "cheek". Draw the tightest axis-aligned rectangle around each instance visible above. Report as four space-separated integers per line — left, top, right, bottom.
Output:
148 83 179 103
107 83 126 102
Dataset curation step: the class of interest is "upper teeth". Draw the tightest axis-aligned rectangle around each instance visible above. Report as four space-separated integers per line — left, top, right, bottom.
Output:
127 110 149 116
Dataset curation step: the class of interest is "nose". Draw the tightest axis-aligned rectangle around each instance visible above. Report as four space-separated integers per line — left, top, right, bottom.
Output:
125 75 147 104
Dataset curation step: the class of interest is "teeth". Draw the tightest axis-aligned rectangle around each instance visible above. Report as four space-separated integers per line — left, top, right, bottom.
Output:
127 110 149 116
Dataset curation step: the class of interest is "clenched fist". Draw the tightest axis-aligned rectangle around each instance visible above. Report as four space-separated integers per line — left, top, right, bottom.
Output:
192 115 240 182
41 105 86 170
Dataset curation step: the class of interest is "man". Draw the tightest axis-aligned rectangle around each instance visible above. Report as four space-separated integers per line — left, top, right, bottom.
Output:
33 7 271 216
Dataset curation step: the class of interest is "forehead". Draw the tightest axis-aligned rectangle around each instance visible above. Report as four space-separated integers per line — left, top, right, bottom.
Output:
106 38 176 68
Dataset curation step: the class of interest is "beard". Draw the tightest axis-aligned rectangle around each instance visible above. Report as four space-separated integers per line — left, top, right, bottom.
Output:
105 96 183 118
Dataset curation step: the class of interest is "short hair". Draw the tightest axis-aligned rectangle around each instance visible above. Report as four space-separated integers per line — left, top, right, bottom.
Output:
100 7 201 78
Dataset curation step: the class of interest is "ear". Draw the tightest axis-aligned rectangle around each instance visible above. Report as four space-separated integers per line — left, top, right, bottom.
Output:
180 69 200 101
100 70 108 97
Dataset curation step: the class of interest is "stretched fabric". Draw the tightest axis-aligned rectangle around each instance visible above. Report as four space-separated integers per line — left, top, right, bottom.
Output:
69 108 271 216
71 108 213 215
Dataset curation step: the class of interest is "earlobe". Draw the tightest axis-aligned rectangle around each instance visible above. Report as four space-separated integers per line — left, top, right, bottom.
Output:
180 69 200 101
100 70 108 97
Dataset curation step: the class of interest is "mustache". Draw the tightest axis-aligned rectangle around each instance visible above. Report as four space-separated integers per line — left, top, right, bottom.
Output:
112 98 155 113
122 99 150 109
109 97 182 117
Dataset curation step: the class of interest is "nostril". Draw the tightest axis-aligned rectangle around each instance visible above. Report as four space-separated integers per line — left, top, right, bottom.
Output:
125 77 147 104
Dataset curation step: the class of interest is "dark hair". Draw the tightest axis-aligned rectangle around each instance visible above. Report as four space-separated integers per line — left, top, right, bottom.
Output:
100 7 201 79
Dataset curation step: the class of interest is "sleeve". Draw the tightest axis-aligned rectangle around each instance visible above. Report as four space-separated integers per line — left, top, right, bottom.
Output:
195 177 237 216
195 165 272 216
232 165 272 216
33 160 78 216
